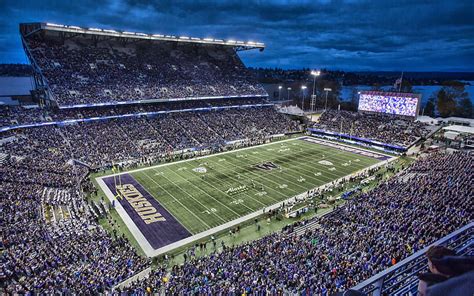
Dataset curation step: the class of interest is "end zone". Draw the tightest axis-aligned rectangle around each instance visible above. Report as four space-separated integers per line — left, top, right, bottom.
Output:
97 173 191 256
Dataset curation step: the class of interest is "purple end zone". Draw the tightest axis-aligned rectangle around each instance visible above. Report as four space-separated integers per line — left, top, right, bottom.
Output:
300 137 392 161
103 173 191 249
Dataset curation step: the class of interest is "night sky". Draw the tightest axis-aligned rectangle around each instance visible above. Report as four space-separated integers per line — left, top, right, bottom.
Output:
1 0 473 71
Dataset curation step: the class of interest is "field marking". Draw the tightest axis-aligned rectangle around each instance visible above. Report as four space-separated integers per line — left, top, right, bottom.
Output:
258 143 375 181
167 163 266 210
142 154 398 257
96 177 155 256
138 171 213 230
157 166 247 217
227 142 373 193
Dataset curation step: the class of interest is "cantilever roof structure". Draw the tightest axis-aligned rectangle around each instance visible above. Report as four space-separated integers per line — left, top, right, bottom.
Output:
19 22 265 51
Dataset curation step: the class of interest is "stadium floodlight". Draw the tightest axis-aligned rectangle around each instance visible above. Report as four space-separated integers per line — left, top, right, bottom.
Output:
278 85 283 100
301 85 307 89
278 85 282 89
122 31 136 35
89 28 102 31
152 34 164 37
103 29 118 33
247 41 256 45
179 36 190 39
310 70 321 110
46 23 65 27
227 40 237 43
214 39 224 42
136 33 148 36
191 37 201 40
68 26 82 30
203 38 214 42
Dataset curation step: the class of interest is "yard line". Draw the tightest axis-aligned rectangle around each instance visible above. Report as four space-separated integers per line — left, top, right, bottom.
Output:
149 167 229 224
159 165 253 215
210 153 298 201
228 144 351 189
138 170 212 230
219 152 311 192
257 143 373 181
227 142 378 199
175 161 268 209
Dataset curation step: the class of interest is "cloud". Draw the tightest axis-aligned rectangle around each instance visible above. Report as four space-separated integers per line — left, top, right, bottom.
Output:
0 0 473 71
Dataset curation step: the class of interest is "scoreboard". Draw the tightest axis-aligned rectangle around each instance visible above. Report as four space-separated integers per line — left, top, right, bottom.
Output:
358 91 421 117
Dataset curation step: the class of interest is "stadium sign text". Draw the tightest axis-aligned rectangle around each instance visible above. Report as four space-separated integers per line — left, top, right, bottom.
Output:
116 184 166 224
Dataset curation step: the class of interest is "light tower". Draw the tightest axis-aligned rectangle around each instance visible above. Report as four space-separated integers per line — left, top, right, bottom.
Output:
301 85 307 114
310 70 320 112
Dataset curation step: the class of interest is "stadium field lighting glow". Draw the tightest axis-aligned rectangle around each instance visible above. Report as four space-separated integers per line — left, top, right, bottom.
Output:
46 23 64 27
38 23 265 49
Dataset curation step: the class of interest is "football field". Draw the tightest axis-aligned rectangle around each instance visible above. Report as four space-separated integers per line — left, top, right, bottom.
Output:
98 137 392 254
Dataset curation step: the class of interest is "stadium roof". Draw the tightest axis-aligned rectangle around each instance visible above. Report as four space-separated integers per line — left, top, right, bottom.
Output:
19 22 265 51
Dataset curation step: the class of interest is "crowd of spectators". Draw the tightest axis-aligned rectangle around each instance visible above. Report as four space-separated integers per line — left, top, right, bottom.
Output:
119 151 473 295
26 37 266 106
0 98 268 128
0 103 299 294
1 126 149 294
312 110 432 147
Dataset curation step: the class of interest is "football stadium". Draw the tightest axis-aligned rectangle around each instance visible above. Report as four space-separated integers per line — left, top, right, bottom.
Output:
1 3 474 295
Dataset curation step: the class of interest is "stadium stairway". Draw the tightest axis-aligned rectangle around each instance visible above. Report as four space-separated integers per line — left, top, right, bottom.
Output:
293 219 321 236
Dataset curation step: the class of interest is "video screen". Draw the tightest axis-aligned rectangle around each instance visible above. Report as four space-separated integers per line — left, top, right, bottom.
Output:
358 92 420 117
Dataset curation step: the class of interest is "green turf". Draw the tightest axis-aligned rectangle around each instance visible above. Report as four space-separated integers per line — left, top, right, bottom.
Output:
127 138 383 234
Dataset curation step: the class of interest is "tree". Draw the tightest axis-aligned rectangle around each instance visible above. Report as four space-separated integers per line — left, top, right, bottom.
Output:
456 97 473 118
436 81 468 118
348 87 359 111
423 97 436 117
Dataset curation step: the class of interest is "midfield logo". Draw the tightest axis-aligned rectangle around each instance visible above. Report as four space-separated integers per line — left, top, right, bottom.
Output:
254 161 279 171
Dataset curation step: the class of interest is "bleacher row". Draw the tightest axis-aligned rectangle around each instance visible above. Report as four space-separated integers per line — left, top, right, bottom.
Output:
25 36 266 106
312 110 434 147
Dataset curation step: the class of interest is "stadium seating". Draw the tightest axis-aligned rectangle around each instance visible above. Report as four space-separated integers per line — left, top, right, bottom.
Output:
25 37 266 106
311 110 433 147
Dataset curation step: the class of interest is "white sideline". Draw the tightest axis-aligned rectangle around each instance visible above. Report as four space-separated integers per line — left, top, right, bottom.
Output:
96 136 397 257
